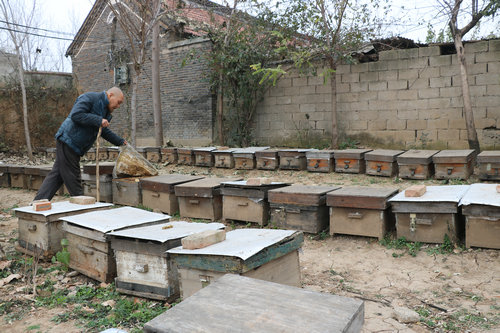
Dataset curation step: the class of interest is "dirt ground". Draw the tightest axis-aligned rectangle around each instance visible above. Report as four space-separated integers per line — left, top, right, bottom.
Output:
0 156 499 332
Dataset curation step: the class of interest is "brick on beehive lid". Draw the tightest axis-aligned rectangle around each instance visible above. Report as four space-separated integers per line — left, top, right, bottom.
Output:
256 149 279 170
143 274 364 333
140 174 205 214
14 200 113 258
365 149 405 177
70 196 96 205
60 207 171 283
306 149 335 173
327 187 399 240
405 185 427 197
33 201 52 211
167 229 303 299
432 150 476 180
459 183 500 249
109 221 225 301
181 229 226 249
193 147 216 167
333 148 372 174
174 177 243 221
397 150 439 179
233 147 270 169
389 185 469 244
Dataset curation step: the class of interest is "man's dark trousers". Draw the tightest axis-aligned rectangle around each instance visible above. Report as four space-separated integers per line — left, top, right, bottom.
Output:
34 140 83 201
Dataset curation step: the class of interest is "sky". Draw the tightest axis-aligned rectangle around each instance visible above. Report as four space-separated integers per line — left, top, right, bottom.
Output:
2 0 498 73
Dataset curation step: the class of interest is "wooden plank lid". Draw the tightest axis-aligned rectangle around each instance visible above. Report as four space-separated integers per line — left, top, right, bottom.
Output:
397 149 440 164
268 185 341 206
140 174 205 192
432 150 475 163
477 150 500 163
333 148 372 159
174 177 243 198
82 162 116 175
327 186 399 209
365 149 405 162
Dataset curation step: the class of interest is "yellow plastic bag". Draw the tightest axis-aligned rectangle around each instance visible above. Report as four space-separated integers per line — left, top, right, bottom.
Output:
113 144 158 177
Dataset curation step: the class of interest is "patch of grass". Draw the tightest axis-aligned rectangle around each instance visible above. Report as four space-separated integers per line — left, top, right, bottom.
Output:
26 324 41 331
379 235 422 257
426 234 456 255
136 204 153 212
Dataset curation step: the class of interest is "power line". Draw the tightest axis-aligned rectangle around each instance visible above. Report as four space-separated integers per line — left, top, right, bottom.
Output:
0 19 75 37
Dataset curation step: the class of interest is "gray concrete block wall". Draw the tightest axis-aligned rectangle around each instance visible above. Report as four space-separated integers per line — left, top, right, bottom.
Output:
254 39 500 149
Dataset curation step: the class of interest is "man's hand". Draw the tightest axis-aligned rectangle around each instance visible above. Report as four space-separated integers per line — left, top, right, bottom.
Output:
101 119 110 127
123 140 128 146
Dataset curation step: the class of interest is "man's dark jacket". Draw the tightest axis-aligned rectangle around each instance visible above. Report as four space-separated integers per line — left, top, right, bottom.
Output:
55 91 124 156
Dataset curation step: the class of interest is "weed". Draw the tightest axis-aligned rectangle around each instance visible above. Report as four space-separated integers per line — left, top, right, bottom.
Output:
51 239 70 271
426 234 456 255
27 324 40 331
136 204 153 212
338 138 359 149
318 231 329 240
380 236 422 257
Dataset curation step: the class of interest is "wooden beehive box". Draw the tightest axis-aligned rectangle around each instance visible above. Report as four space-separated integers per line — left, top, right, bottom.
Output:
278 149 315 171
46 147 56 160
193 147 216 167
213 148 237 168
333 149 372 174
256 149 279 170
82 162 116 203
167 229 303 299
459 184 500 249
144 274 364 333
397 149 439 179
97 147 108 161
112 177 145 206
161 147 178 164
221 180 289 226
14 201 112 258
306 150 335 173
268 185 341 233
365 149 405 177
233 147 270 170
0 164 11 187
389 185 469 244
61 207 171 283
477 151 500 180
136 147 147 158
433 150 475 180
145 147 161 163
85 148 96 161
109 221 225 301
140 174 205 214
327 187 398 240
23 165 52 191
175 177 242 221
107 146 120 160
177 148 194 165
9 165 27 189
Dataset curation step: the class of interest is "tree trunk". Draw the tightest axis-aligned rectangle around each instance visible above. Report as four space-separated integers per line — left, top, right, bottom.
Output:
330 64 338 149
217 76 224 145
130 72 138 147
152 0 163 147
17 49 33 160
454 36 480 153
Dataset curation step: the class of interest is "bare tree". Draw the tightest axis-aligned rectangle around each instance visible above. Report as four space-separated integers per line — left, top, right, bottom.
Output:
0 0 40 160
106 0 164 147
444 0 500 152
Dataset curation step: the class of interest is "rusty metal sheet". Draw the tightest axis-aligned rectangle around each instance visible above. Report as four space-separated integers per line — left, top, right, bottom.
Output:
14 201 113 217
109 221 225 243
459 183 500 207
167 229 297 260
59 207 171 233
389 185 469 203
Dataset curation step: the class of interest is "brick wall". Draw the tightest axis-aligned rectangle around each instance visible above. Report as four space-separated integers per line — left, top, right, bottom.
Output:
254 39 500 149
70 6 214 146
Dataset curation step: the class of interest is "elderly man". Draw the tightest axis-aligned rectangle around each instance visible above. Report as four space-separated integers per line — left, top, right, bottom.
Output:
34 87 127 201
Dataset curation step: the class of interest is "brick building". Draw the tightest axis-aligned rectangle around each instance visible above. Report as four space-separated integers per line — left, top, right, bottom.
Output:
66 0 229 146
